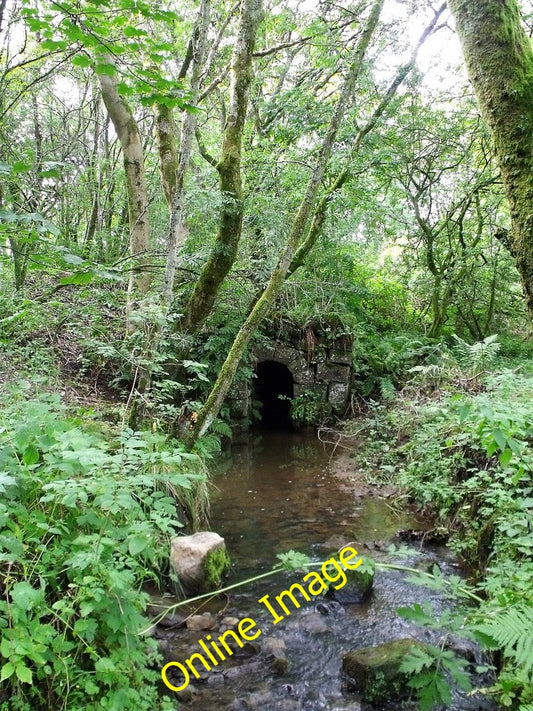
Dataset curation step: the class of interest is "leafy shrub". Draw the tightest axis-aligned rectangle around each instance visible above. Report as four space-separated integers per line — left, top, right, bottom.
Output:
0 388 206 710
288 388 331 427
388 367 533 707
351 326 443 397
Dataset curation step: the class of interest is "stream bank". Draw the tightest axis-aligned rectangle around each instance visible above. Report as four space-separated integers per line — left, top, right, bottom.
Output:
156 429 496 710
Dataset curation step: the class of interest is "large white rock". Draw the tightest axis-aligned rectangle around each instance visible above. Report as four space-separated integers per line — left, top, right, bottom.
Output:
170 531 227 593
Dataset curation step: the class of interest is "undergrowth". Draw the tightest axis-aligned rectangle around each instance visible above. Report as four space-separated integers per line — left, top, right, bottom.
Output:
350 342 533 709
0 384 208 711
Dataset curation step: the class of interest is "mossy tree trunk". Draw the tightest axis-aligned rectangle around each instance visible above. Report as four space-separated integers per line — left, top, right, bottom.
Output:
178 0 263 334
448 0 533 323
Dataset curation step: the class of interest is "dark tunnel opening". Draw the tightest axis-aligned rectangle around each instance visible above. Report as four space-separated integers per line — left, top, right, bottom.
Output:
254 360 294 429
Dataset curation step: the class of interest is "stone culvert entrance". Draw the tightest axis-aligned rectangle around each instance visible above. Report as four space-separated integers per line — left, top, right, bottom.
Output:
229 334 353 431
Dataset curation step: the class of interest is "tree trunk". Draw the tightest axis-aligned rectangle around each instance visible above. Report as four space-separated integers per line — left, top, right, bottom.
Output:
179 0 263 334
156 0 211 307
185 0 386 445
97 61 151 312
448 0 533 322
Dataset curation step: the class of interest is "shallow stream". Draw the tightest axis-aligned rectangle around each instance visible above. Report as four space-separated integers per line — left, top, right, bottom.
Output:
159 430 496 711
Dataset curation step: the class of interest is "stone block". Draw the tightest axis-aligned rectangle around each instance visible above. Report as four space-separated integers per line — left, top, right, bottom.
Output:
316 362 351 384
292 359 316 385
328 349 353 365
328 382 349 409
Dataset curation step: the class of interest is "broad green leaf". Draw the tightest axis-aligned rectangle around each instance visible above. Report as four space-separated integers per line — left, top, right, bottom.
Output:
11 582 43 610
22 445 40 465
12 161 32 174
492 428 507 451
59 271 94 286
276 550 311 572
41 39 68 51
94 63 117 77
15 664 33 684
499 448 512 467
128 534 149 556
0 663 15 681
0 473 16 493
72 54 92 68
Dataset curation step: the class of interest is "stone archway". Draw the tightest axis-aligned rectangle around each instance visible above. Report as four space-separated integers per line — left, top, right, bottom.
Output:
227 336 352 432
254 360 294 428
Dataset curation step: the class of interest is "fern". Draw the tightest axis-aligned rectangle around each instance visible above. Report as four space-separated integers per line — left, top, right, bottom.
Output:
475 604 533 671
408 363 445 385
452 333 501 376
519 705 533 711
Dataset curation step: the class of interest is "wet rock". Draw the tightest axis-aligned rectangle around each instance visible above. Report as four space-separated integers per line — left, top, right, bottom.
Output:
175 684 198 702
170 531 230 594
227 700 249 711
315 602 329 615
327 560 375 604
342 638 427 703
220 616 240 629
206 673 225 686
157 613 185 629
186 612 216 631
238 641 261 657
323 534 353 550
328 600 344 613
444 633 480 664
224 661 263 681
262 637 289 674
246 691 271 709
299 612 329 634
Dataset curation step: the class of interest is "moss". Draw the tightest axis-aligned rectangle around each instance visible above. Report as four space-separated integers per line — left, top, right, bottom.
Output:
343 638 427 702
327 557 375 603
203 547 231 589
448 0 533 320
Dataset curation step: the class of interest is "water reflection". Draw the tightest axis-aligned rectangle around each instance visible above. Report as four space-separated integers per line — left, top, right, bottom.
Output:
210 430 408 574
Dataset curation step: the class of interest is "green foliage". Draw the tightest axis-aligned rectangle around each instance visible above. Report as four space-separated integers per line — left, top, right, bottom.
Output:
288 388 331 427
376 362 533 708
20 0 189 108
0 389 205 710
474 605 533 671
452 333 501 376
275 550 312 573
352 328 442 397
400 643 471 711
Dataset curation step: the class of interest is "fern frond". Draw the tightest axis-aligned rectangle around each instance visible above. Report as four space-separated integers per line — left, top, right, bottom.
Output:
476 604 533 671
452 334 500 376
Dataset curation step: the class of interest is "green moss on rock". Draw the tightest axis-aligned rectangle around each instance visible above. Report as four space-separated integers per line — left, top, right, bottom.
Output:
204 547 231 589
327 557 375 603
342 638 426 702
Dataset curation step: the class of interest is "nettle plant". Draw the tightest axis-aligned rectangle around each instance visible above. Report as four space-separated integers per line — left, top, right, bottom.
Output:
0 388 205 711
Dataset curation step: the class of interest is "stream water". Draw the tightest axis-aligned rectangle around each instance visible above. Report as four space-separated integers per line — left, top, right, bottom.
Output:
159 430 496 711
